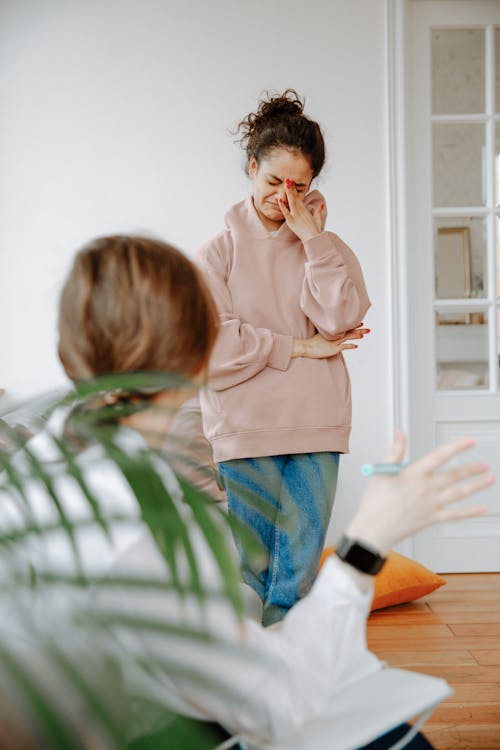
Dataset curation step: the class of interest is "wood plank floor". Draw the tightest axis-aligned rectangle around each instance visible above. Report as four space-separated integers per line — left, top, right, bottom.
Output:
367 573 500 749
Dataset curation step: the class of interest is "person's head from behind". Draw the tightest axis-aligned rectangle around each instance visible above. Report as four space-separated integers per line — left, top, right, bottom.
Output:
58 234 218 387
237 89 325 230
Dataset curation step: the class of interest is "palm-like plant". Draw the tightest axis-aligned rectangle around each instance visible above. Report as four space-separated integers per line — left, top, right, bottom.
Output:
0 376 264 750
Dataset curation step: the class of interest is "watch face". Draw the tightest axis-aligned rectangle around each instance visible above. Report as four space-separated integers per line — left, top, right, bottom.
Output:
336 537 386 575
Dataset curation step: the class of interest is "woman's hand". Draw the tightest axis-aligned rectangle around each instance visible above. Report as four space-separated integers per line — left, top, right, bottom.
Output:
292 324 370 359
279 179 325 242
346 432 492 556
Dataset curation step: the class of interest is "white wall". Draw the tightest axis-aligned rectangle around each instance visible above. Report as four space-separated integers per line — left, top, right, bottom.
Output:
0 0 391 540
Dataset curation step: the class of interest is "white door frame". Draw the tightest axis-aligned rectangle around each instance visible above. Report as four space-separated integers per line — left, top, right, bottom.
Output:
384 0 414 556
385 0 500 568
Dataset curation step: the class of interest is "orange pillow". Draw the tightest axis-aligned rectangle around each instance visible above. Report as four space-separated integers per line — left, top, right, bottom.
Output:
320 547 446 611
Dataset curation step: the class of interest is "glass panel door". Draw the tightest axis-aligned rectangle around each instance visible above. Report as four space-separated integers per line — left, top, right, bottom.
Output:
432 26 498 391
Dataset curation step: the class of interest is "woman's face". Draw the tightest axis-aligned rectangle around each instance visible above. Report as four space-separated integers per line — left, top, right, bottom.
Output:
248 148 313 231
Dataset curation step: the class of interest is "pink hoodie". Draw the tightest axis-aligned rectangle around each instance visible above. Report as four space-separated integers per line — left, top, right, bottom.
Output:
197 191 371 463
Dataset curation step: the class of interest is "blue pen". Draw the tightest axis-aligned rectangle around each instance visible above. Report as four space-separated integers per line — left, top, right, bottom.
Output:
361 462 409 477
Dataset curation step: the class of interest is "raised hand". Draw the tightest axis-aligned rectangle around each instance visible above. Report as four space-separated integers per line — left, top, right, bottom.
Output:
346 432 493 556
279 179 325 242
292 324 370 359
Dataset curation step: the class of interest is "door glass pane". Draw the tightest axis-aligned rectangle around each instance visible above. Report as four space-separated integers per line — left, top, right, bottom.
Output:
436 310 489 390
432 29 485 114
496 28 500 113
435 218 487 299
433 124 485 207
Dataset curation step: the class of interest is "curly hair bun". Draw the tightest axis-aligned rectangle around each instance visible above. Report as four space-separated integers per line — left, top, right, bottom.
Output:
256 90 304 122
236 89 325 178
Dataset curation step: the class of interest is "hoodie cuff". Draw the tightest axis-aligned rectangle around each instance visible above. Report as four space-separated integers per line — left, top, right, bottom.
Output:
303 232 343 264
267 333 293 371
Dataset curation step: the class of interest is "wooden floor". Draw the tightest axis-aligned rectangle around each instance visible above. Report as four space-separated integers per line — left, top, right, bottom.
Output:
367 573 500 750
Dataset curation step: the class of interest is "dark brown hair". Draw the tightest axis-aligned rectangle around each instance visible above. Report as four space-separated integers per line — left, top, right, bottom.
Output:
236 89 325 177
58 235 219 381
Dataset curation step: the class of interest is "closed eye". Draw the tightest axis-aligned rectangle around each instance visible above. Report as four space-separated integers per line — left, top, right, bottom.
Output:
267 176 306 194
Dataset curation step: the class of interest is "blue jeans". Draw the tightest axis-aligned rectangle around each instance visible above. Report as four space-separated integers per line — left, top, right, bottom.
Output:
218 452 339 626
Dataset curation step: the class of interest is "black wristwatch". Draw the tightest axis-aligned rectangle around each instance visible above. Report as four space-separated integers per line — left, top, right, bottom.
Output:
335 535 386 575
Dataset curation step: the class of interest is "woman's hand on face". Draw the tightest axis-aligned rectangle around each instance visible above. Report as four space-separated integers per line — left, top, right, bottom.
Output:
278 179 325 243
291 324 370 359
346 432 492 556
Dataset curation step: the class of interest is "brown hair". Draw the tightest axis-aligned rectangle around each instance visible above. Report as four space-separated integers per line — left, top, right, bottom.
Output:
58 235 218 381
236 89 325 177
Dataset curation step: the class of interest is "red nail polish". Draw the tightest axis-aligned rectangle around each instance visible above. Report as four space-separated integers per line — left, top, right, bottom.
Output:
366 328 371 333
320 203 325 210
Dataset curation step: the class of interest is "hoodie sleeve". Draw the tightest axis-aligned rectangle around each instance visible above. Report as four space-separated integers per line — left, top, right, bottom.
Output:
299 232 371 339
197 237 293 392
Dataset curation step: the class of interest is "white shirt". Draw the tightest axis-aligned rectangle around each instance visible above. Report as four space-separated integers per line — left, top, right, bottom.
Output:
1 417 381 748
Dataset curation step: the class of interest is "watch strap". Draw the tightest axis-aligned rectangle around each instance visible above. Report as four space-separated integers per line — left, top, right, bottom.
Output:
335 534 386 576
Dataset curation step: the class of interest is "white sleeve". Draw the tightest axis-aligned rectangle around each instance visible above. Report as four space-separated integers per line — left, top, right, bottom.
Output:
193 556 381 745
0 431 380 747
111 548 381 747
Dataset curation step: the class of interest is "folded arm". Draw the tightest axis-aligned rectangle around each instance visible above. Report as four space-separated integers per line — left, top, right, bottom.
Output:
197 240 293 392
300 232 371 339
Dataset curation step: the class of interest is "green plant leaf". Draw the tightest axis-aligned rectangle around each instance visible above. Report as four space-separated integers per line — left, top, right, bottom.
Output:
46 644 128 748
176 477 247 620
99 437 204 604
17 442 84 575
50 433 112 542
0 378 256 748
0 645 82 750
